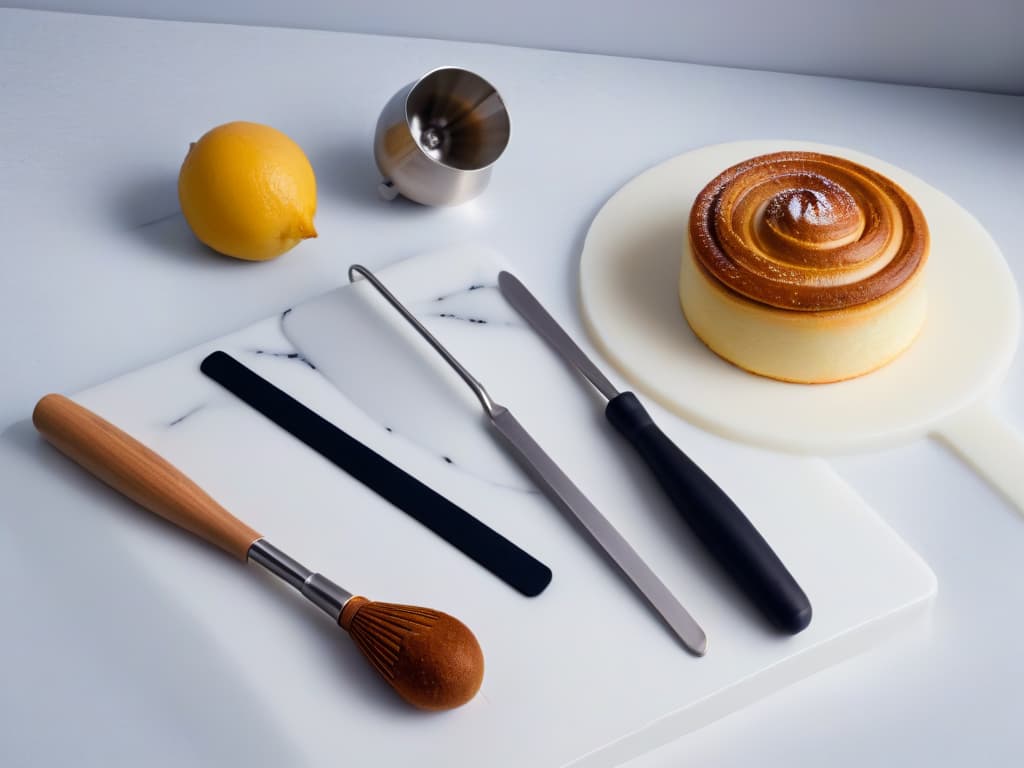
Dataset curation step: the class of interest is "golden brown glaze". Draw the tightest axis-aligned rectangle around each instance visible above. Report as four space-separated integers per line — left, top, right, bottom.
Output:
688 151 929 311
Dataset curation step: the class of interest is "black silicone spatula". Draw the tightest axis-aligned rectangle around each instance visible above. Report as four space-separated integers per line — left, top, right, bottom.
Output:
498 270 812 634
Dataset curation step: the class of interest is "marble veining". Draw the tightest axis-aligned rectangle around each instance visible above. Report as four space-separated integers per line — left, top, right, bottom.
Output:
432 283 489 302
249 347 317 370
430 311 491 325
417 281 524 329
168 403 206 427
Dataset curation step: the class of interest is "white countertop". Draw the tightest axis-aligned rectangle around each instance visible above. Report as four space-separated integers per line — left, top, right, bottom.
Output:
2 9 1023 766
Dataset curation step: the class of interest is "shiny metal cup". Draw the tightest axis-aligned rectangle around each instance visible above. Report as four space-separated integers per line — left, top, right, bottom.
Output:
374 67 511 206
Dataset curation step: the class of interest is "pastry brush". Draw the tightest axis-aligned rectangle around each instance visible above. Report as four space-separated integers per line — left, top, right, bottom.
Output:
32 393 484 711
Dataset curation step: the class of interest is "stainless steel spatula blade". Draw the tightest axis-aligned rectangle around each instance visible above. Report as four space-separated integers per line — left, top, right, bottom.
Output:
489 406 707 654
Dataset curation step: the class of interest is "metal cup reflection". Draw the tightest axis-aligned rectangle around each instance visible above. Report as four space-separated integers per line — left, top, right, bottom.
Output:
374 67 511 206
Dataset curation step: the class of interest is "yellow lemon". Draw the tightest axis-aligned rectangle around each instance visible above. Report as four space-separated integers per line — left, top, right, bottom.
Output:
178 121 318 261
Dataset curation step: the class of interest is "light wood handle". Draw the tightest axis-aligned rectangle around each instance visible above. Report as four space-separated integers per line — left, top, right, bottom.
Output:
33 393 261 560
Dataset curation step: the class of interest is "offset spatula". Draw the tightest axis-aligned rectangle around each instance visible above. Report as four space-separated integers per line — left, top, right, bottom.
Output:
349 264 707 656
498 271 812 634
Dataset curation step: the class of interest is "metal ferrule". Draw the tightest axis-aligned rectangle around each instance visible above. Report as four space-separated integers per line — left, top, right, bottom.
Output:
247 539 352 620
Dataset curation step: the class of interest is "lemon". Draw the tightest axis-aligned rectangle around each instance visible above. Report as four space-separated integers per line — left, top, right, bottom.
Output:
178 121 318 261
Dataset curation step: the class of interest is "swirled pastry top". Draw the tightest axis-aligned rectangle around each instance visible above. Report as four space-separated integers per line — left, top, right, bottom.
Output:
688 151 929 311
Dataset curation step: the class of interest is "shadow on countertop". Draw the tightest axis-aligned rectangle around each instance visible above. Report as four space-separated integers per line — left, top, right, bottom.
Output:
308 138 437 218
109 170 218 263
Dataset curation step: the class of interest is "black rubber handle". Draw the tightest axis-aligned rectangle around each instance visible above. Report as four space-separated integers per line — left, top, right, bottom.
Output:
605 392 812 634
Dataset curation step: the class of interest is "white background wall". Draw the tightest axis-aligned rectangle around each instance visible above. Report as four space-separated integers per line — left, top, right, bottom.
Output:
6 0 1024 94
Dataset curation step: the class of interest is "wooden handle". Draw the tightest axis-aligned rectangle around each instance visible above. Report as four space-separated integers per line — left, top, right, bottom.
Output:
32 393 261 560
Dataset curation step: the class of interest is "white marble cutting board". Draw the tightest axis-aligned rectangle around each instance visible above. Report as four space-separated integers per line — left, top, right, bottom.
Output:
54 246 936 767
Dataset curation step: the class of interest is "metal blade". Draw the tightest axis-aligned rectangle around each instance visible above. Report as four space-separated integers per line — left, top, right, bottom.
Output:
498 271 619 401
488 406 707 655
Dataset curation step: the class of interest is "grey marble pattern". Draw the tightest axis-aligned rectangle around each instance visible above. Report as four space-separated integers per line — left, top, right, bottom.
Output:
286 255 537 493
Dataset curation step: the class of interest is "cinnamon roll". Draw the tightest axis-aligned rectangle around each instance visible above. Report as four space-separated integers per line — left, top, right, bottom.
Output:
681 151 929 383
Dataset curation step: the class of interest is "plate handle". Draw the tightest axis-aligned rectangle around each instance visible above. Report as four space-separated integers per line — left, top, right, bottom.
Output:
933 399 1024 516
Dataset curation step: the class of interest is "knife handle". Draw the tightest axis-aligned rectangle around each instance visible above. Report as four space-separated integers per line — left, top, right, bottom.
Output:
605 392 812 634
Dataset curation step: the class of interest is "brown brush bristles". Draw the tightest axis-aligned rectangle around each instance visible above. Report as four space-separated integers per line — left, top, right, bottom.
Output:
339 597 484 711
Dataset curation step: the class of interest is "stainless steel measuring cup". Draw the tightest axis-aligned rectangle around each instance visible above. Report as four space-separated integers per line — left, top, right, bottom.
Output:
374 67 511 206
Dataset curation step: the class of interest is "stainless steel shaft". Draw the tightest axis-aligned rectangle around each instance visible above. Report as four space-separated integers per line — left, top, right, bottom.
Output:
248 539 353 620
